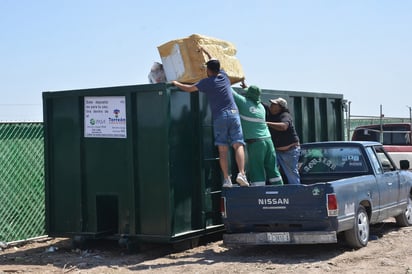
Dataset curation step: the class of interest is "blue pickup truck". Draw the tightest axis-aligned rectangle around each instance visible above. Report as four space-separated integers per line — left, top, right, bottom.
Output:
221 141 412 248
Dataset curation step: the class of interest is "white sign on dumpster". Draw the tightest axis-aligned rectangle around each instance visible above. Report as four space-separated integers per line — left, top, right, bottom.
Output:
84 96 127 138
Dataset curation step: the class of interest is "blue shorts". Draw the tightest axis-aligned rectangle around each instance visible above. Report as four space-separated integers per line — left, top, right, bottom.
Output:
213 109 245 146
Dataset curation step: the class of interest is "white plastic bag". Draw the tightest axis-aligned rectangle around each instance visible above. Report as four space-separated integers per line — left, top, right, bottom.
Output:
148 62 166 83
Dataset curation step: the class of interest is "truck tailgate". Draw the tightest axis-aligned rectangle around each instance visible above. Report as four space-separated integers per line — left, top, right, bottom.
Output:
221 184 336 233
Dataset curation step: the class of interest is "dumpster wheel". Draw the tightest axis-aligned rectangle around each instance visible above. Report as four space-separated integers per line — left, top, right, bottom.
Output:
72 235 88 249
118 236 140 252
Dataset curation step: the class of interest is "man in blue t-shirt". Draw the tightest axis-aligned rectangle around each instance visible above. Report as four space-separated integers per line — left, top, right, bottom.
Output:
172 58 248 188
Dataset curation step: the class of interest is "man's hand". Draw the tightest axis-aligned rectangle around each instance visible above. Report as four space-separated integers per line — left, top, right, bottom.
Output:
199 46 212 59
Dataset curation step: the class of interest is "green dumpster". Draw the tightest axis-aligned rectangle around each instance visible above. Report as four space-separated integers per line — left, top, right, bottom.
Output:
43 83 223 247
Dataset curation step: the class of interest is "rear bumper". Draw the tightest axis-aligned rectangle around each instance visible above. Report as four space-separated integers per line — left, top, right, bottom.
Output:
223 231 337 246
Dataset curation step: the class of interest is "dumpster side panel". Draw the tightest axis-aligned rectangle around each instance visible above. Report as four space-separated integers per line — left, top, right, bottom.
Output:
44 95 83 235
80 91 136 236
169 91 201 233
135 89 172 236
82 137 134 234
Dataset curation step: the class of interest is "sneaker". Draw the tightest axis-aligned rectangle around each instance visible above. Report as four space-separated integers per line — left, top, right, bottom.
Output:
236 173 249 187
222 178 233 188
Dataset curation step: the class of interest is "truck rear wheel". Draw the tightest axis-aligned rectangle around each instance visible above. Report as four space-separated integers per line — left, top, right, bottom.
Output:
395 196 412 227
344 205 369 248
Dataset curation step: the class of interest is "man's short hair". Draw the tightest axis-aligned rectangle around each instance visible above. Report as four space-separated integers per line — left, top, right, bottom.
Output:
206 59 220 73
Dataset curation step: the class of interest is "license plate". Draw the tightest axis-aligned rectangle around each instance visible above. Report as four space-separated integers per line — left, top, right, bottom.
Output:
267 232 290 243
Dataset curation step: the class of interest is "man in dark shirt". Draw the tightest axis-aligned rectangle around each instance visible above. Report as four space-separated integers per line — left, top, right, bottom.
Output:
264 98 301 184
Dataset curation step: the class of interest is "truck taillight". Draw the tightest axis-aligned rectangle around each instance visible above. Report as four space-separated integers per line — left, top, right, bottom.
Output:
220 197 227 218
327 193 338 216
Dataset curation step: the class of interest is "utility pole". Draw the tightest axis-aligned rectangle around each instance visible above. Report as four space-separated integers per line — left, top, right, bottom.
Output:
380 104 383 143
347 101 351 140
407 106 412 145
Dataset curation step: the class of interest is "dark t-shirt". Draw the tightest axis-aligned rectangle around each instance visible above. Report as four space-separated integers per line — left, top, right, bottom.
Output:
195 70 238 118
264 103 299 147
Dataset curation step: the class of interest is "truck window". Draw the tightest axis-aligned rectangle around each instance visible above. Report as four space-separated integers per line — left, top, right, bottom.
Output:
374 146 395 172
299 146 367 174
365 147 382 175
352 128 380 142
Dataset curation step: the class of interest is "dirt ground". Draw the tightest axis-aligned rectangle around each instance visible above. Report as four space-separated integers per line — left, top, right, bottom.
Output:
1 218 411 274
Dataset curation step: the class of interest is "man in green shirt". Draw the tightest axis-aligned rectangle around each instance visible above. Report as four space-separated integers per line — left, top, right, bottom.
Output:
232 84 283 186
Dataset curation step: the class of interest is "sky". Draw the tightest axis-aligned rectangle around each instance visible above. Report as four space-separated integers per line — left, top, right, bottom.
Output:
1 0 411 122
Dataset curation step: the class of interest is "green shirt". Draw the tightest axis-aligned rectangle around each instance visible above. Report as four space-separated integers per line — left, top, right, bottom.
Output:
232 89 270 140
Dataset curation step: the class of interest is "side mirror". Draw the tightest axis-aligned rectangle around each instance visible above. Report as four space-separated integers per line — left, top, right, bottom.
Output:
399 160 410 170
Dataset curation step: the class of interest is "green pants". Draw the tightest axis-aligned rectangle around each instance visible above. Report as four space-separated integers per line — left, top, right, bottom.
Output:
246 138 283 186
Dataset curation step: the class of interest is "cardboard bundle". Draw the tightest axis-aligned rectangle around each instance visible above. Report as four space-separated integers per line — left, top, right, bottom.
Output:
157 34 245 84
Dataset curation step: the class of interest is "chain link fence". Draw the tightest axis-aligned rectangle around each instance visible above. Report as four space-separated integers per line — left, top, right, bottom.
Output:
0 122 45 243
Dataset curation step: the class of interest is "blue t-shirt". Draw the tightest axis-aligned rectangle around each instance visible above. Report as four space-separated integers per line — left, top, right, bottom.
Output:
195 70 238 118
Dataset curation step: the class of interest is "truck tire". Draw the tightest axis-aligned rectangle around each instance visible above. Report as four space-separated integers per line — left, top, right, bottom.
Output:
395 196 412 227
344 205 369 248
